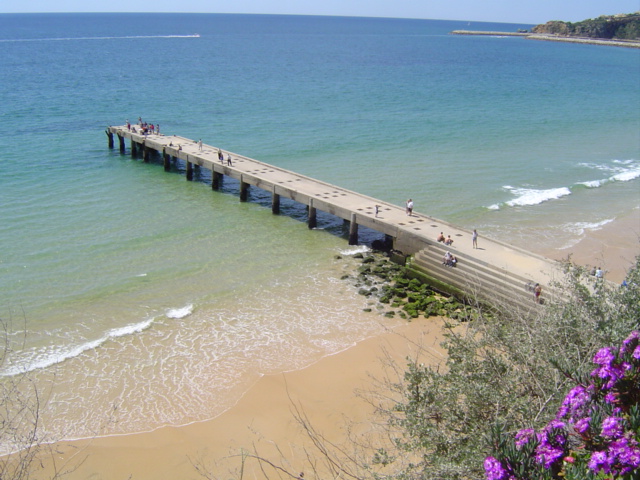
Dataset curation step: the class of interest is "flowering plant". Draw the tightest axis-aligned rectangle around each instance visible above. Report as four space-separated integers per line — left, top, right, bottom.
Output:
485 331 640 480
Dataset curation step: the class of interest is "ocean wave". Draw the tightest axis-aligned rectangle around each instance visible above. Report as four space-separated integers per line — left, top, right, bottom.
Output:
166 304 194 319
611 168 640 182
578 159 640 184
0 318 155 377
577 179 605 188
504 186 571 207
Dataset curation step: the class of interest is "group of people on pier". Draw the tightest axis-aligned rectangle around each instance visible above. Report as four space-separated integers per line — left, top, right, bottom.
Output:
126 117 159 136
436 231 455 246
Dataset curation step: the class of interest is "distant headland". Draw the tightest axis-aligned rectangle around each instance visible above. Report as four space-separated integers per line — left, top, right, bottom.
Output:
452 12 640 48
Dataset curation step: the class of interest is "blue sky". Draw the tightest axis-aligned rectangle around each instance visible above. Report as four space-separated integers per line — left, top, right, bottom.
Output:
1 0 638 24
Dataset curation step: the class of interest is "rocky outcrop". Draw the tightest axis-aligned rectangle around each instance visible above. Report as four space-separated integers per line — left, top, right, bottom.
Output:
532 13 640 40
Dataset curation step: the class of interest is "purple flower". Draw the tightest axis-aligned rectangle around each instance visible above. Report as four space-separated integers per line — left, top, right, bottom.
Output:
557 385 590 419
601 416 624 438
620 331 640 355
484 456 507 480
608 438 640 470
593 347 615 366
588 450 612 473
634 345 640 360
573 416 591 434
535 443 565 469
592 363 626 389
548 419 566 430
515 428 535 448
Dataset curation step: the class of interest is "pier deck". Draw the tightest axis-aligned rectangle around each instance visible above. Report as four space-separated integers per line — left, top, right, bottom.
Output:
107 125 570 308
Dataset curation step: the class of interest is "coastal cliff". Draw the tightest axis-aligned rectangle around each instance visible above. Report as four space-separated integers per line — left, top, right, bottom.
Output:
532 12 640 40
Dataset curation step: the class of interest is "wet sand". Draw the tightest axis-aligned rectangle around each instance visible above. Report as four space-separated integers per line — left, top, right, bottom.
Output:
47 318 448 479
39 218 639 479
542 209 640 283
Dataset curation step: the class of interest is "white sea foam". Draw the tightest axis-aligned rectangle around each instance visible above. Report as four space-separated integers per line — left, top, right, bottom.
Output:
578 179 605 188
504 186 572 207
166 304 194 319
579 160 640 183
339 245 371 255
563 218 615 236
0 318 155 377
611 168 640 182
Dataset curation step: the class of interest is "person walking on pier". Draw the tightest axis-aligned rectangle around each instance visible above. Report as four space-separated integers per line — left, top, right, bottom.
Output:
472 229 478 249
218 149 224 163
198 139 203 151
406 199 413 216
227 155 232 166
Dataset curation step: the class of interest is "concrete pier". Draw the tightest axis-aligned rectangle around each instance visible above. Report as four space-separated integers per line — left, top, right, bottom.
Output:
107 124 571 309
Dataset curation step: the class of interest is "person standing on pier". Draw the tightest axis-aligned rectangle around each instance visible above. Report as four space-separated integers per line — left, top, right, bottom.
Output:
198 139 203 151
406 199 414 216
472 229 478 249
227 155 232 166
218 149 224 163
533 283 542 303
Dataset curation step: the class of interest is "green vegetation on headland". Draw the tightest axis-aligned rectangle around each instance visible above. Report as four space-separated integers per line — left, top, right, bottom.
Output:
451 12 640 48
532 13 640 40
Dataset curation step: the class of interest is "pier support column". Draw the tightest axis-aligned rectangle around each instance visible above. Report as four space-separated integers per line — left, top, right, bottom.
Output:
106 130 114 149
131 140 137 157
186 159 193 181
212 171 222 190
163 148 170 171
239 178 249 202
117 134 125 153
271 188 280 214
308 199 317 229
143 144 151 163
348 213 359 245
385 234 394 249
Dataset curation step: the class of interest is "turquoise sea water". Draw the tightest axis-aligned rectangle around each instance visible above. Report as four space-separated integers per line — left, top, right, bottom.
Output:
0 13 638 443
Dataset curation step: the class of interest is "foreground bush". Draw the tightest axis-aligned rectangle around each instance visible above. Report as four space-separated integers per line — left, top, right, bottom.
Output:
485 331 640 480
381 257 639 479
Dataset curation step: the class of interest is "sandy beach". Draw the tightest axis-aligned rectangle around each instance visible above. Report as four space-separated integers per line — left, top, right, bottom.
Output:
541 208 640 284
35 220 639 479
45 318 448 480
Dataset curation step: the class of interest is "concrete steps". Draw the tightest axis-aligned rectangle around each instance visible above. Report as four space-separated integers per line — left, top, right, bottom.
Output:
411 241 559 313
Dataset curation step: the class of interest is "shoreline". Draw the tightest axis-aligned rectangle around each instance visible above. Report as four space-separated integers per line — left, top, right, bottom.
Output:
33 217 640 478
43 318 449 479
451 30 640 48
539 209 639 283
